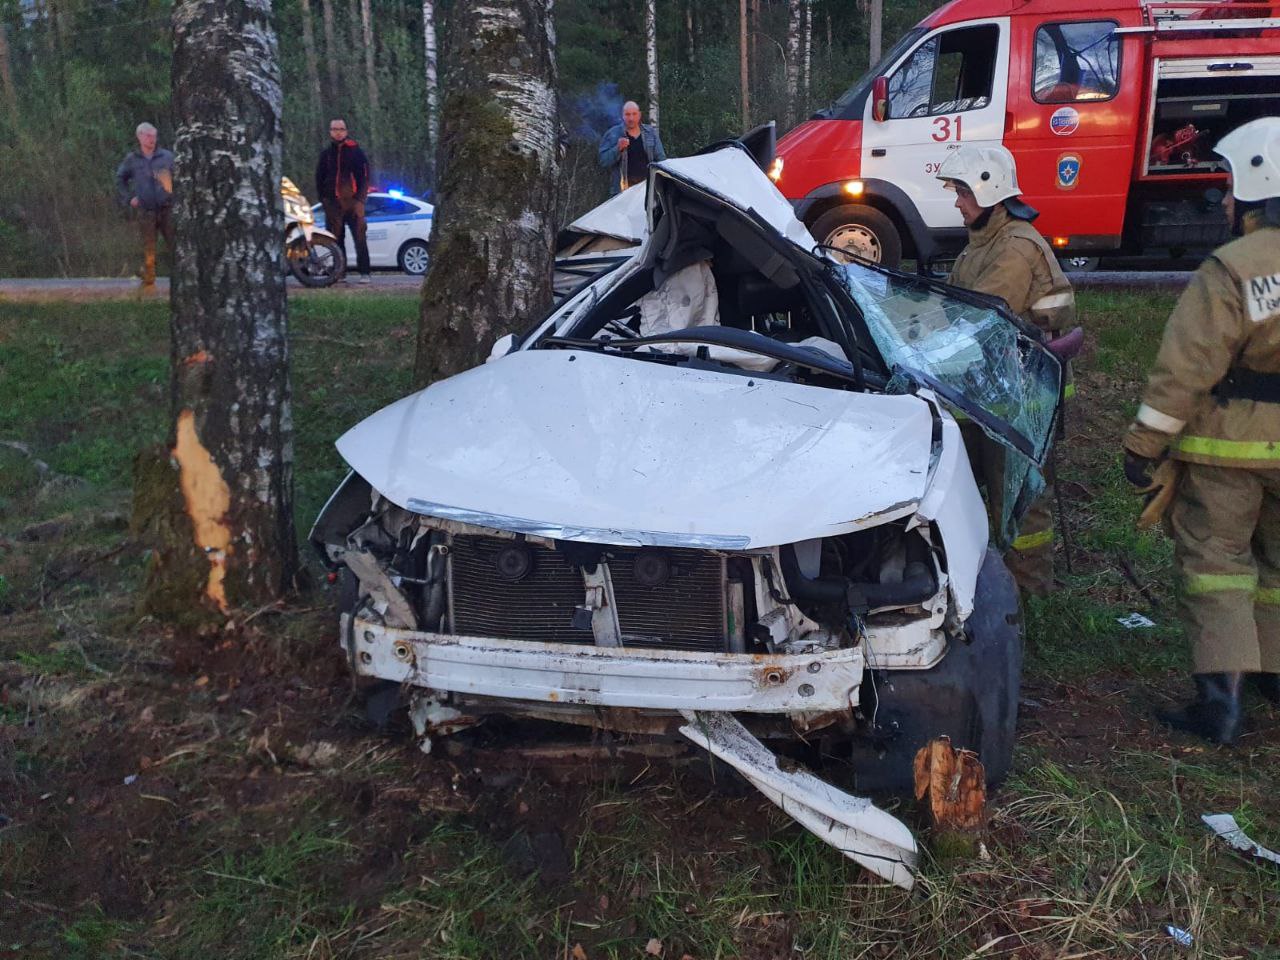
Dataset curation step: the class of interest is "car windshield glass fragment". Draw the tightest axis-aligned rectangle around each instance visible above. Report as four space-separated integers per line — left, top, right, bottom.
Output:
838 262 1061 544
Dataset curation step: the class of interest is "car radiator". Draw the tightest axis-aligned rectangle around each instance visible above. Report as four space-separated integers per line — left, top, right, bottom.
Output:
447 535 726 652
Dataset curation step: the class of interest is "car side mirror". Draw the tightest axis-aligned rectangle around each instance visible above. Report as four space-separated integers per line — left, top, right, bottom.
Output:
487 333 517 363
872 76 889 122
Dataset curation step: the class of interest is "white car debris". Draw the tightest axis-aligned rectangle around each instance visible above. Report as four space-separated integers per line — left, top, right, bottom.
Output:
311 129 1063 891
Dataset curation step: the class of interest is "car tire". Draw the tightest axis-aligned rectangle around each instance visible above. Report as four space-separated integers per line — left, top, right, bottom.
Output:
810 204 903 269
398 240 430 275
840 548 1023 795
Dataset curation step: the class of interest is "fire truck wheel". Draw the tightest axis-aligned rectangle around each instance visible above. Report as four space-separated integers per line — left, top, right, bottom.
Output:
810 204 903 268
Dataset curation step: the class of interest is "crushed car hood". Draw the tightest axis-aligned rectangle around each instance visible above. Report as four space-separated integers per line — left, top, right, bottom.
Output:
335 349 935 549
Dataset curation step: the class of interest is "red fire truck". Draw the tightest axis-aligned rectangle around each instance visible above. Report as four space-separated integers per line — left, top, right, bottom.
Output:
771 0 1280 268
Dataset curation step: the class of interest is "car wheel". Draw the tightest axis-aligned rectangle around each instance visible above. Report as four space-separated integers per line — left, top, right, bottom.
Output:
398 240 430 275
810 204 903 269
839 548 1023 795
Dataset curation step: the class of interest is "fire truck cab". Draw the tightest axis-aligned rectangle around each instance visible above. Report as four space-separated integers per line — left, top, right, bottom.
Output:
773 0 1280 268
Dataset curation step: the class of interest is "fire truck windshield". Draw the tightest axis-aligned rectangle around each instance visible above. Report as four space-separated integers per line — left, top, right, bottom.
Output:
819 28 926 120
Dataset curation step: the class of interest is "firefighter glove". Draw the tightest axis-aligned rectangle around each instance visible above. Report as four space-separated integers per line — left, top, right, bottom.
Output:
1124 450 1158 489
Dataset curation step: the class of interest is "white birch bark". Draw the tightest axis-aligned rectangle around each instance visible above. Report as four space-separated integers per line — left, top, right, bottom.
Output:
422 0 439 156
786 0 801 126
415 0 559 387
645 0 658 126
803 0 812 111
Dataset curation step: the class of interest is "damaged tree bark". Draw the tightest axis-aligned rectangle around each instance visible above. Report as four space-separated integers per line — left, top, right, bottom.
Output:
133 0 297 624
413 0 558 387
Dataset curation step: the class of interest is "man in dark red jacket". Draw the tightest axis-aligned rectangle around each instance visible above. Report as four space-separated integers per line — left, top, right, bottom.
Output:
315 118 372 283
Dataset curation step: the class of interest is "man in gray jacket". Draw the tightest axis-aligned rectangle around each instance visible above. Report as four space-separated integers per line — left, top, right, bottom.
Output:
115 122 174 289
597 101 666 196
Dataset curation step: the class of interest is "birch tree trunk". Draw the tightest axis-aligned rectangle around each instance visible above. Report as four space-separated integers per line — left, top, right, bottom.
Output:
321 0 338 104
644 0 658 126
786 0 801 127
414 0 558 387
422 0 439 178
299 0 323 124
360 0 379 147
134 0 295 623
869 0 883 66
0 24 18 129
738 0 749 130
802 0 811 114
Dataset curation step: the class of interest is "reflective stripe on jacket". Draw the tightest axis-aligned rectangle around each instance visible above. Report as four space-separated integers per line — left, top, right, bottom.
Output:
1126 227 1280 467
949 204 1077 335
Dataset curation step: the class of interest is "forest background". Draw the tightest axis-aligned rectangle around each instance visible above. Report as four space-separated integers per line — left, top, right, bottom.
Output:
0 0 936 277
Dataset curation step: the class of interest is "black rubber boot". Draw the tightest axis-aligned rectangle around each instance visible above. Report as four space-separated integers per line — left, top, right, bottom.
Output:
1250 672 1280 706
1157 673 1244 745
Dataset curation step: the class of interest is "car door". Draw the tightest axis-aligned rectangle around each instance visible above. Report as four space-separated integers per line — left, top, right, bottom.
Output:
359 195 391 266
837 259 1062 544
860 19 1012 230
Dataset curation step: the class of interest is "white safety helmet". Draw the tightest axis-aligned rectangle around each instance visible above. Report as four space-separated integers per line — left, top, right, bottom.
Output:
936 145 1022 206
1214 117 1280 202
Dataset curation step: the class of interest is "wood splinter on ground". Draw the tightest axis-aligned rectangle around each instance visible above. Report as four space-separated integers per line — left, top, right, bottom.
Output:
914 736 987 858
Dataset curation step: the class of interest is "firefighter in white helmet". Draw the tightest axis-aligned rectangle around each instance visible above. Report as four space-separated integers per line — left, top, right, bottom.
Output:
936 145 1077 596
1123 117 1280 745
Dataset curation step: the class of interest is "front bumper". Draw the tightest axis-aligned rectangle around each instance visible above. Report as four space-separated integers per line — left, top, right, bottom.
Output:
345 614 865 713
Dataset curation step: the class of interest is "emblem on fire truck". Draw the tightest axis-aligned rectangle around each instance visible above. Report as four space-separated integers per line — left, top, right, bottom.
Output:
1056 153 1081 190
1050 106 1080 137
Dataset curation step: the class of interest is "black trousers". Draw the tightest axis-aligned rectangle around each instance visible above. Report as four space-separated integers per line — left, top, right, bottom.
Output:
322 197 371 275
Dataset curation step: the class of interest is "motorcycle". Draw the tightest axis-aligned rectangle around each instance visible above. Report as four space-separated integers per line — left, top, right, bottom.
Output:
282 177 345 287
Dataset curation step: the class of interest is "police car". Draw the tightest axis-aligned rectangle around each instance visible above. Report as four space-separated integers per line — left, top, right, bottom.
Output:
313 190 434 275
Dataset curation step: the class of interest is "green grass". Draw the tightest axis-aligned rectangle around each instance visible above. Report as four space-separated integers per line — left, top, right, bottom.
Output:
0 295 417 538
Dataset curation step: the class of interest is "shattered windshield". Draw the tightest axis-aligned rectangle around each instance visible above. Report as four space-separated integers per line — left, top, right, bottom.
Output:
838 262 1062 546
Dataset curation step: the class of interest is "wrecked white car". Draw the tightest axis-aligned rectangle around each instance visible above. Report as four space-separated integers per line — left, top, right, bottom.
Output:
311 140 1062 890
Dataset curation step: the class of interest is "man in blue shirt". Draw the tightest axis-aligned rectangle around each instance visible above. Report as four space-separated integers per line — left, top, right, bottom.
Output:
598 101 666 196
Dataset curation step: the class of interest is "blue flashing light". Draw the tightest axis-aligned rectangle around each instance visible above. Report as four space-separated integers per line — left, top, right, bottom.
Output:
387 188 405 198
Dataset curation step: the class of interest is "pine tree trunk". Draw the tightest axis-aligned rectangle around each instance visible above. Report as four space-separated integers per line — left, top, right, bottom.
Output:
786 0 801 127
645 0 658 126
738 0 749 129
299 0 323 124
749 0 758 83
360 0 378 147
135 0 296 624
321 0 338 104
413 0 558 388
0 24 18 129
422 0 439 180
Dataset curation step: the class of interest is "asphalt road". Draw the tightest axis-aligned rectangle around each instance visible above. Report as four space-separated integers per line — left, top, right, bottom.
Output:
0 269 1190 303
0 273 426 302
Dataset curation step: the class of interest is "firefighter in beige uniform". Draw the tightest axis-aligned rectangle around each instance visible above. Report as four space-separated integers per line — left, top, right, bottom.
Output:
1123 118 1280 745
936 146 1077 595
